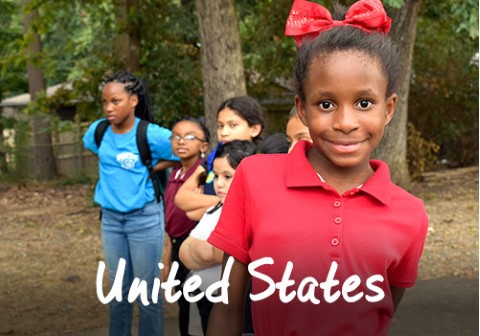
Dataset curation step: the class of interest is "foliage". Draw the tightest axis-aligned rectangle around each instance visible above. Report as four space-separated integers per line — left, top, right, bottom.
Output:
0 0 27 100
407 122 440 179
0 115 30 180
409 0 479 166
0 0 478 176
6 0 201 127
238 0 296 97
138 0 203 128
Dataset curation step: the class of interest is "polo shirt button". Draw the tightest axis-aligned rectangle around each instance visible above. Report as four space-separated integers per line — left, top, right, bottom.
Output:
331 238 339 246
333 201 341 207
334 217 342 224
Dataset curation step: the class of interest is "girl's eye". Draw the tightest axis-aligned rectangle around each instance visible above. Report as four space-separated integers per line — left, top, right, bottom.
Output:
112 99 121 105
229 123 237 128
217 124 224 130
213 174 219 179
318 101 334 111
357 100 373 109
224 175 232 180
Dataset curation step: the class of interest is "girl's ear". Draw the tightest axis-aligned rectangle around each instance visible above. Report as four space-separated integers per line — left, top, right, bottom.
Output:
250 124 262 139
200 141 209 155
294 95 308 127
129 94 139 108
384 93 397 126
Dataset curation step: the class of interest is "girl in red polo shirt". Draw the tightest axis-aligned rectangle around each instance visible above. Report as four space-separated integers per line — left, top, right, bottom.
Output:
207 1 428 335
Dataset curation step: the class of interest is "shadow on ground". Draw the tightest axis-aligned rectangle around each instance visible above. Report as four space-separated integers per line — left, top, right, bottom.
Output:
390 277 478 336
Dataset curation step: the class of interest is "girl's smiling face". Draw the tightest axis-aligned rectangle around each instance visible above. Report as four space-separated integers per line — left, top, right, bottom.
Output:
217 108 261 143
212 157 235 203
170 120 208 161
296 50 397 175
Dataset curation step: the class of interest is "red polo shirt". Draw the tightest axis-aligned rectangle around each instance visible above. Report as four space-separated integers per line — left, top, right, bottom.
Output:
164 159 202 238
208 141 428 336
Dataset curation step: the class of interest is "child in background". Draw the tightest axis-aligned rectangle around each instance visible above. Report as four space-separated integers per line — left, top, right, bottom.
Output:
207 1 428 335
83 70 178 336
256 133 290 154
286 106 312 152
179 140 257 334
162 117 210 336
175 96 265 221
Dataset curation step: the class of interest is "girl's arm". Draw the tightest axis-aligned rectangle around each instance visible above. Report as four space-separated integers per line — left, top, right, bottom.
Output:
161 234 172 282
390 286 406 313
179 236 223 270
154 160 180 171
185 207 209 221
207 254 250 335
174 165 221 219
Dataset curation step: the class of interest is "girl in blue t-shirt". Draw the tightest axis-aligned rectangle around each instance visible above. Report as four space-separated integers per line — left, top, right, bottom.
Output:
83 70 178 336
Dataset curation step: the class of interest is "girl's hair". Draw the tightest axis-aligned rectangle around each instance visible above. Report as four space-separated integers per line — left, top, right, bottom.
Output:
293 4 401 103
216 96 265 141
256 133 289 154
213 140 256 170
103 70 154 122
173 116 211 144
288 106 298 119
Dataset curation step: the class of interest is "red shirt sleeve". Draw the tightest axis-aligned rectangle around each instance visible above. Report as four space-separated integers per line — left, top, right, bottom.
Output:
388 208 429 287
208 162 251 264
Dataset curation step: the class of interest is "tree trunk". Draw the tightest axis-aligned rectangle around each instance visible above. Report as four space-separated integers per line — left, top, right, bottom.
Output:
372 0 421 188
115 0 141 72
23 0 57 180
195 0 247 143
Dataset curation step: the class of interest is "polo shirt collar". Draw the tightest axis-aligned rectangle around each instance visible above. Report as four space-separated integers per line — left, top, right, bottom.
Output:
361 160 393 206
285 141 325 188
285 141 393 205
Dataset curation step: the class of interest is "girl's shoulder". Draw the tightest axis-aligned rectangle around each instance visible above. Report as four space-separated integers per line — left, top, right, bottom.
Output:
236 153 290 183
86 118 107 132
83 118 108 152
242 152 289 168
145 121 172 140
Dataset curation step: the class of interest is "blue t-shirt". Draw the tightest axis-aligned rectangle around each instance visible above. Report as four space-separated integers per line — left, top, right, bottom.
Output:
83 118 178 212
203 142 222 195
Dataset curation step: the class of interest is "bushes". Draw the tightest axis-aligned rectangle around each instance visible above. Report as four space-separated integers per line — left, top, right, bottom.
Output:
407 122 440 179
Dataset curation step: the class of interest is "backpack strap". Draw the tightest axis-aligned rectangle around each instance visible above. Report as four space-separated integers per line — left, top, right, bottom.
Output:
136 120 162 203
94 119 110 148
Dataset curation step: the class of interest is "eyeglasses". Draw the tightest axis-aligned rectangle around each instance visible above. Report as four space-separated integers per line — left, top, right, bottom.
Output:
169 134 205 142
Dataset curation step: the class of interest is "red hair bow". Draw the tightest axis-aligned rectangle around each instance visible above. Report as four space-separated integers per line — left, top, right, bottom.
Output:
285 0 392 47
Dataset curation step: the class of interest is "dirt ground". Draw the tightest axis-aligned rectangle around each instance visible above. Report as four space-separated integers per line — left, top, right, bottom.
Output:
0 166 478 335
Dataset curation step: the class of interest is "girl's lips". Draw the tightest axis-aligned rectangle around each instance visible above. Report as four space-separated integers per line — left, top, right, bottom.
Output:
328 140 365 153
107 115 116 122
176 148 188 154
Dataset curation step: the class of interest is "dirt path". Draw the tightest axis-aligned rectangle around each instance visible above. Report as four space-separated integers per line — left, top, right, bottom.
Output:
0 167 478 335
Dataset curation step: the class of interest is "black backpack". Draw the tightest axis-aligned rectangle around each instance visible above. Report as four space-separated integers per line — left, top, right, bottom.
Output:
94 119 168 203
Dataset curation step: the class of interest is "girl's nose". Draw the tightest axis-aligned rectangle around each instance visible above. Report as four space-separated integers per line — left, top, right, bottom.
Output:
216 178 225 187
221 127 230 136
332 107 359 133
104 103 113 112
